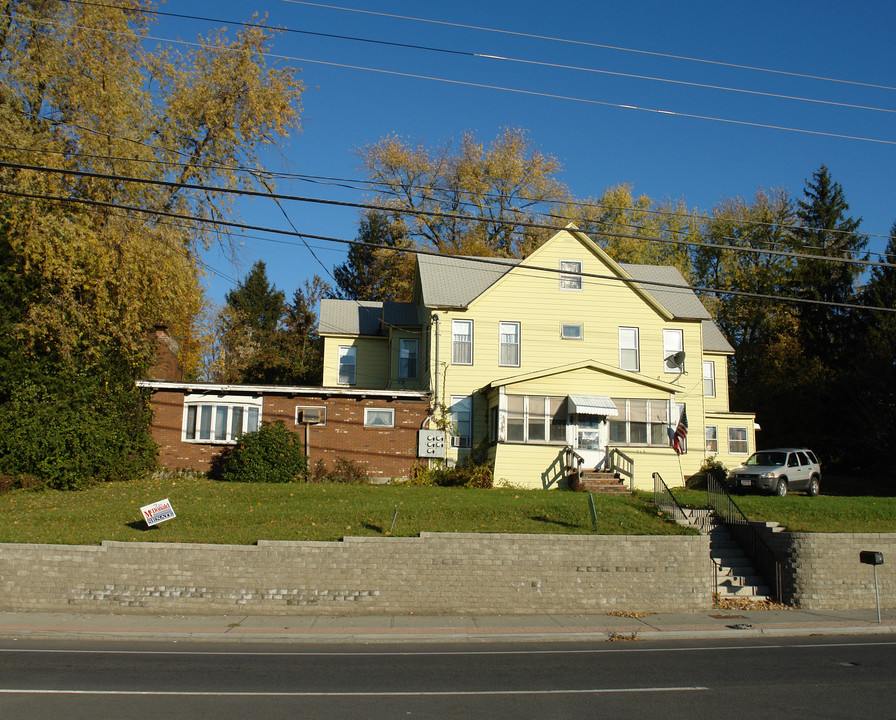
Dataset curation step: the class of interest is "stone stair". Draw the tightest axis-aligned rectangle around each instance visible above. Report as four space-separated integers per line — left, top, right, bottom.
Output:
574 471 629 494
709 523 773 601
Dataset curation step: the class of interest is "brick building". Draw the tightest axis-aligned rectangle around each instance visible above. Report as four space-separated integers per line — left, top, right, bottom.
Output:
139 330 432 479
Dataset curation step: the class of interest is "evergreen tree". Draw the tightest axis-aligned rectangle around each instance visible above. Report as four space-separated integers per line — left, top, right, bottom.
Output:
333 212 413 302
792 165 868 360
221 261 285 383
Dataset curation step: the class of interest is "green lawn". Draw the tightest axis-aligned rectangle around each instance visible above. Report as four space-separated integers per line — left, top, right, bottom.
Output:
0 476 694 545
664 479 896 533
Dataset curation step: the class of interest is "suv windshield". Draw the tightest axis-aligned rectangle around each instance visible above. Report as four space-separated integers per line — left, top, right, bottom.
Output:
745 451 786 467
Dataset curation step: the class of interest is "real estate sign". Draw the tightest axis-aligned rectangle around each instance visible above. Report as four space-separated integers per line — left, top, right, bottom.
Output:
140 498 176 527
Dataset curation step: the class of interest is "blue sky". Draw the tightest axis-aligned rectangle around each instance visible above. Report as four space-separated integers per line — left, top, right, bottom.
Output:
153 1 895 306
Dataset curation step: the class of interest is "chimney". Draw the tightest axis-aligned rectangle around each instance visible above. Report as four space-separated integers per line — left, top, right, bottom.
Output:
148 326 184 382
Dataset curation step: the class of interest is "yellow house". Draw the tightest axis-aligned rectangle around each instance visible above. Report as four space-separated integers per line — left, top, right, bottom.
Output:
319 227 756 489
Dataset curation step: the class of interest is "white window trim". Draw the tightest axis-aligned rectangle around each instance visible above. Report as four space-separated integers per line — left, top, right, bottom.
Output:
451 319 474 366
561 323 583 340
182 394 263 444
705 424 718 453
364 408 395 428
619 327 640 372
398 338 418 379
338 345 357 386
663 329 684 373
449 395 472 448
608 397 670 447
728 426 749 454
559 260 583 291
498 321 521 367
703 361 716 397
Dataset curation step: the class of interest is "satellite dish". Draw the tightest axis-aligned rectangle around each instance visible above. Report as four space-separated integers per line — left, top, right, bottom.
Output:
665 351 686 370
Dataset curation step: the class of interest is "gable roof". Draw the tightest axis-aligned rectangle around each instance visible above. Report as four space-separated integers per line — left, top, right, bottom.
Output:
701 320 735 353
416 253 520 308
620 264 712 320
319 299 420 336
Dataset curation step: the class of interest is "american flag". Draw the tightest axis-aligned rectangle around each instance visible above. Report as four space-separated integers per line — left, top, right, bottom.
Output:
672 408 688 454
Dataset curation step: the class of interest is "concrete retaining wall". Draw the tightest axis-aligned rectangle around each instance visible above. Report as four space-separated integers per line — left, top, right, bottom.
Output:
771 533 895 610
1 532 892 615
0 533 712 615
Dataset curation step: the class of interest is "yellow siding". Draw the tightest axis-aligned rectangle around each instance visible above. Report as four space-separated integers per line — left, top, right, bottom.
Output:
703 352 730 412
322 336 389 389
705 412 757 471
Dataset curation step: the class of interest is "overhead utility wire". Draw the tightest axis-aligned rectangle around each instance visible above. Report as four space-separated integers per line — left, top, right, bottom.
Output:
5 138 893 264
2 160 889 272
23 13 896 146
2 183 890 315
60 1 896 116
281 0 896 93
9 138 893 250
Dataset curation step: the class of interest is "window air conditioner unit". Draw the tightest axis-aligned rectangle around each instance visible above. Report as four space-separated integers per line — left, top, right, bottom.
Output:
297 408 323 425
450 436 471 448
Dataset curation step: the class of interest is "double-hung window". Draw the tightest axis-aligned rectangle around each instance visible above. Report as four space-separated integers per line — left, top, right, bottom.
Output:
559 260 582 290
338 346 356 385
450 395 472 448
399 338 418 379
499 322 520 367
705 425 718 452
663 329 684 372
619 327 640 371
728 426 748 454
451 319 473 365
184 396 261 443
703 361 716 397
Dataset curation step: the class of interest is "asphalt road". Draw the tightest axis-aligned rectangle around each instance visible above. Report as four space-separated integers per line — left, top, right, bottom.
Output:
1 636 895 719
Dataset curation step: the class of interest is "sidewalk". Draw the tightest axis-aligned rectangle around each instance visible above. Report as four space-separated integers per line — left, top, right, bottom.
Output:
0 608 893 644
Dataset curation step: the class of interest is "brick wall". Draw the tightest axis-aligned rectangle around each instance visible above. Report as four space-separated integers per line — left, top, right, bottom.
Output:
0 534 712 615
148 389 431 480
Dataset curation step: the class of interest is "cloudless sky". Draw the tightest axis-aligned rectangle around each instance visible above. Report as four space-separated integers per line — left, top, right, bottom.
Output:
151 1 896 306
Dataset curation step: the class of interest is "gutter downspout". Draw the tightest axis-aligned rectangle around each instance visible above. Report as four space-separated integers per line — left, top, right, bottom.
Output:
432 313 439 409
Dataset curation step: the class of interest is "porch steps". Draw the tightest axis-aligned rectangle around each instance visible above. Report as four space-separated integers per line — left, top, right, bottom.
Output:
574 471 629 494
708 523 773 601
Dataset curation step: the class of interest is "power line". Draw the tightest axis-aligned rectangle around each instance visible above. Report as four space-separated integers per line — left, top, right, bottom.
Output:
1 183 892 314
280 0 896 93
21 6 896 146
2 160 886 271
60 0 896 117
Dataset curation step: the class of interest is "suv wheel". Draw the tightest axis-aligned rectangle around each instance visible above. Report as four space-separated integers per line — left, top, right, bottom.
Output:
775 479 788 497
807 476 820 497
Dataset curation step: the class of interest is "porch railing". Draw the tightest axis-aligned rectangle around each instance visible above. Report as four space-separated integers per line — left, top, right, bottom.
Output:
707 474 783 602
564 446 584 488
606 447 635 491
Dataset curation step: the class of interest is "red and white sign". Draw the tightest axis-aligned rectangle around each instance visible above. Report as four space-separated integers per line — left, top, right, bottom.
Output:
140 498 176 527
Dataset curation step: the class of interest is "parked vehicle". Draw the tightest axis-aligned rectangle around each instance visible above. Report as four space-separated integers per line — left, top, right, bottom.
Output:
728 448 821 497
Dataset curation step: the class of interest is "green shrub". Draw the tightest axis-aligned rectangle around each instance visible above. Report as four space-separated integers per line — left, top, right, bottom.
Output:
0 373 156 490
409 459 494 489
211 421 307 483
308 457 369 484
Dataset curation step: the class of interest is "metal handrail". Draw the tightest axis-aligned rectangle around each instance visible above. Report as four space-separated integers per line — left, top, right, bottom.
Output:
652 472 690 526
706 474 783 602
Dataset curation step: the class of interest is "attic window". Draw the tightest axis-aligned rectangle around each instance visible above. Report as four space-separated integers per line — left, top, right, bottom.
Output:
559 260 582 290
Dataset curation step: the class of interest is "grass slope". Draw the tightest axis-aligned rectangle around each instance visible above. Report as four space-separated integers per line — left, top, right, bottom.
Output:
0 476 694 545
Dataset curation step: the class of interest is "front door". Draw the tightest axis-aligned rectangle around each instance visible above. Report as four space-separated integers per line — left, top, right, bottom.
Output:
574 413 608 470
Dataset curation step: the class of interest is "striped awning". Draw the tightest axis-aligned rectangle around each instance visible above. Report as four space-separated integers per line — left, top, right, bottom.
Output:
568 395 618 416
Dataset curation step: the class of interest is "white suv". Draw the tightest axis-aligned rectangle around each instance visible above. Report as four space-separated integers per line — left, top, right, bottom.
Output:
728 448 821 497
